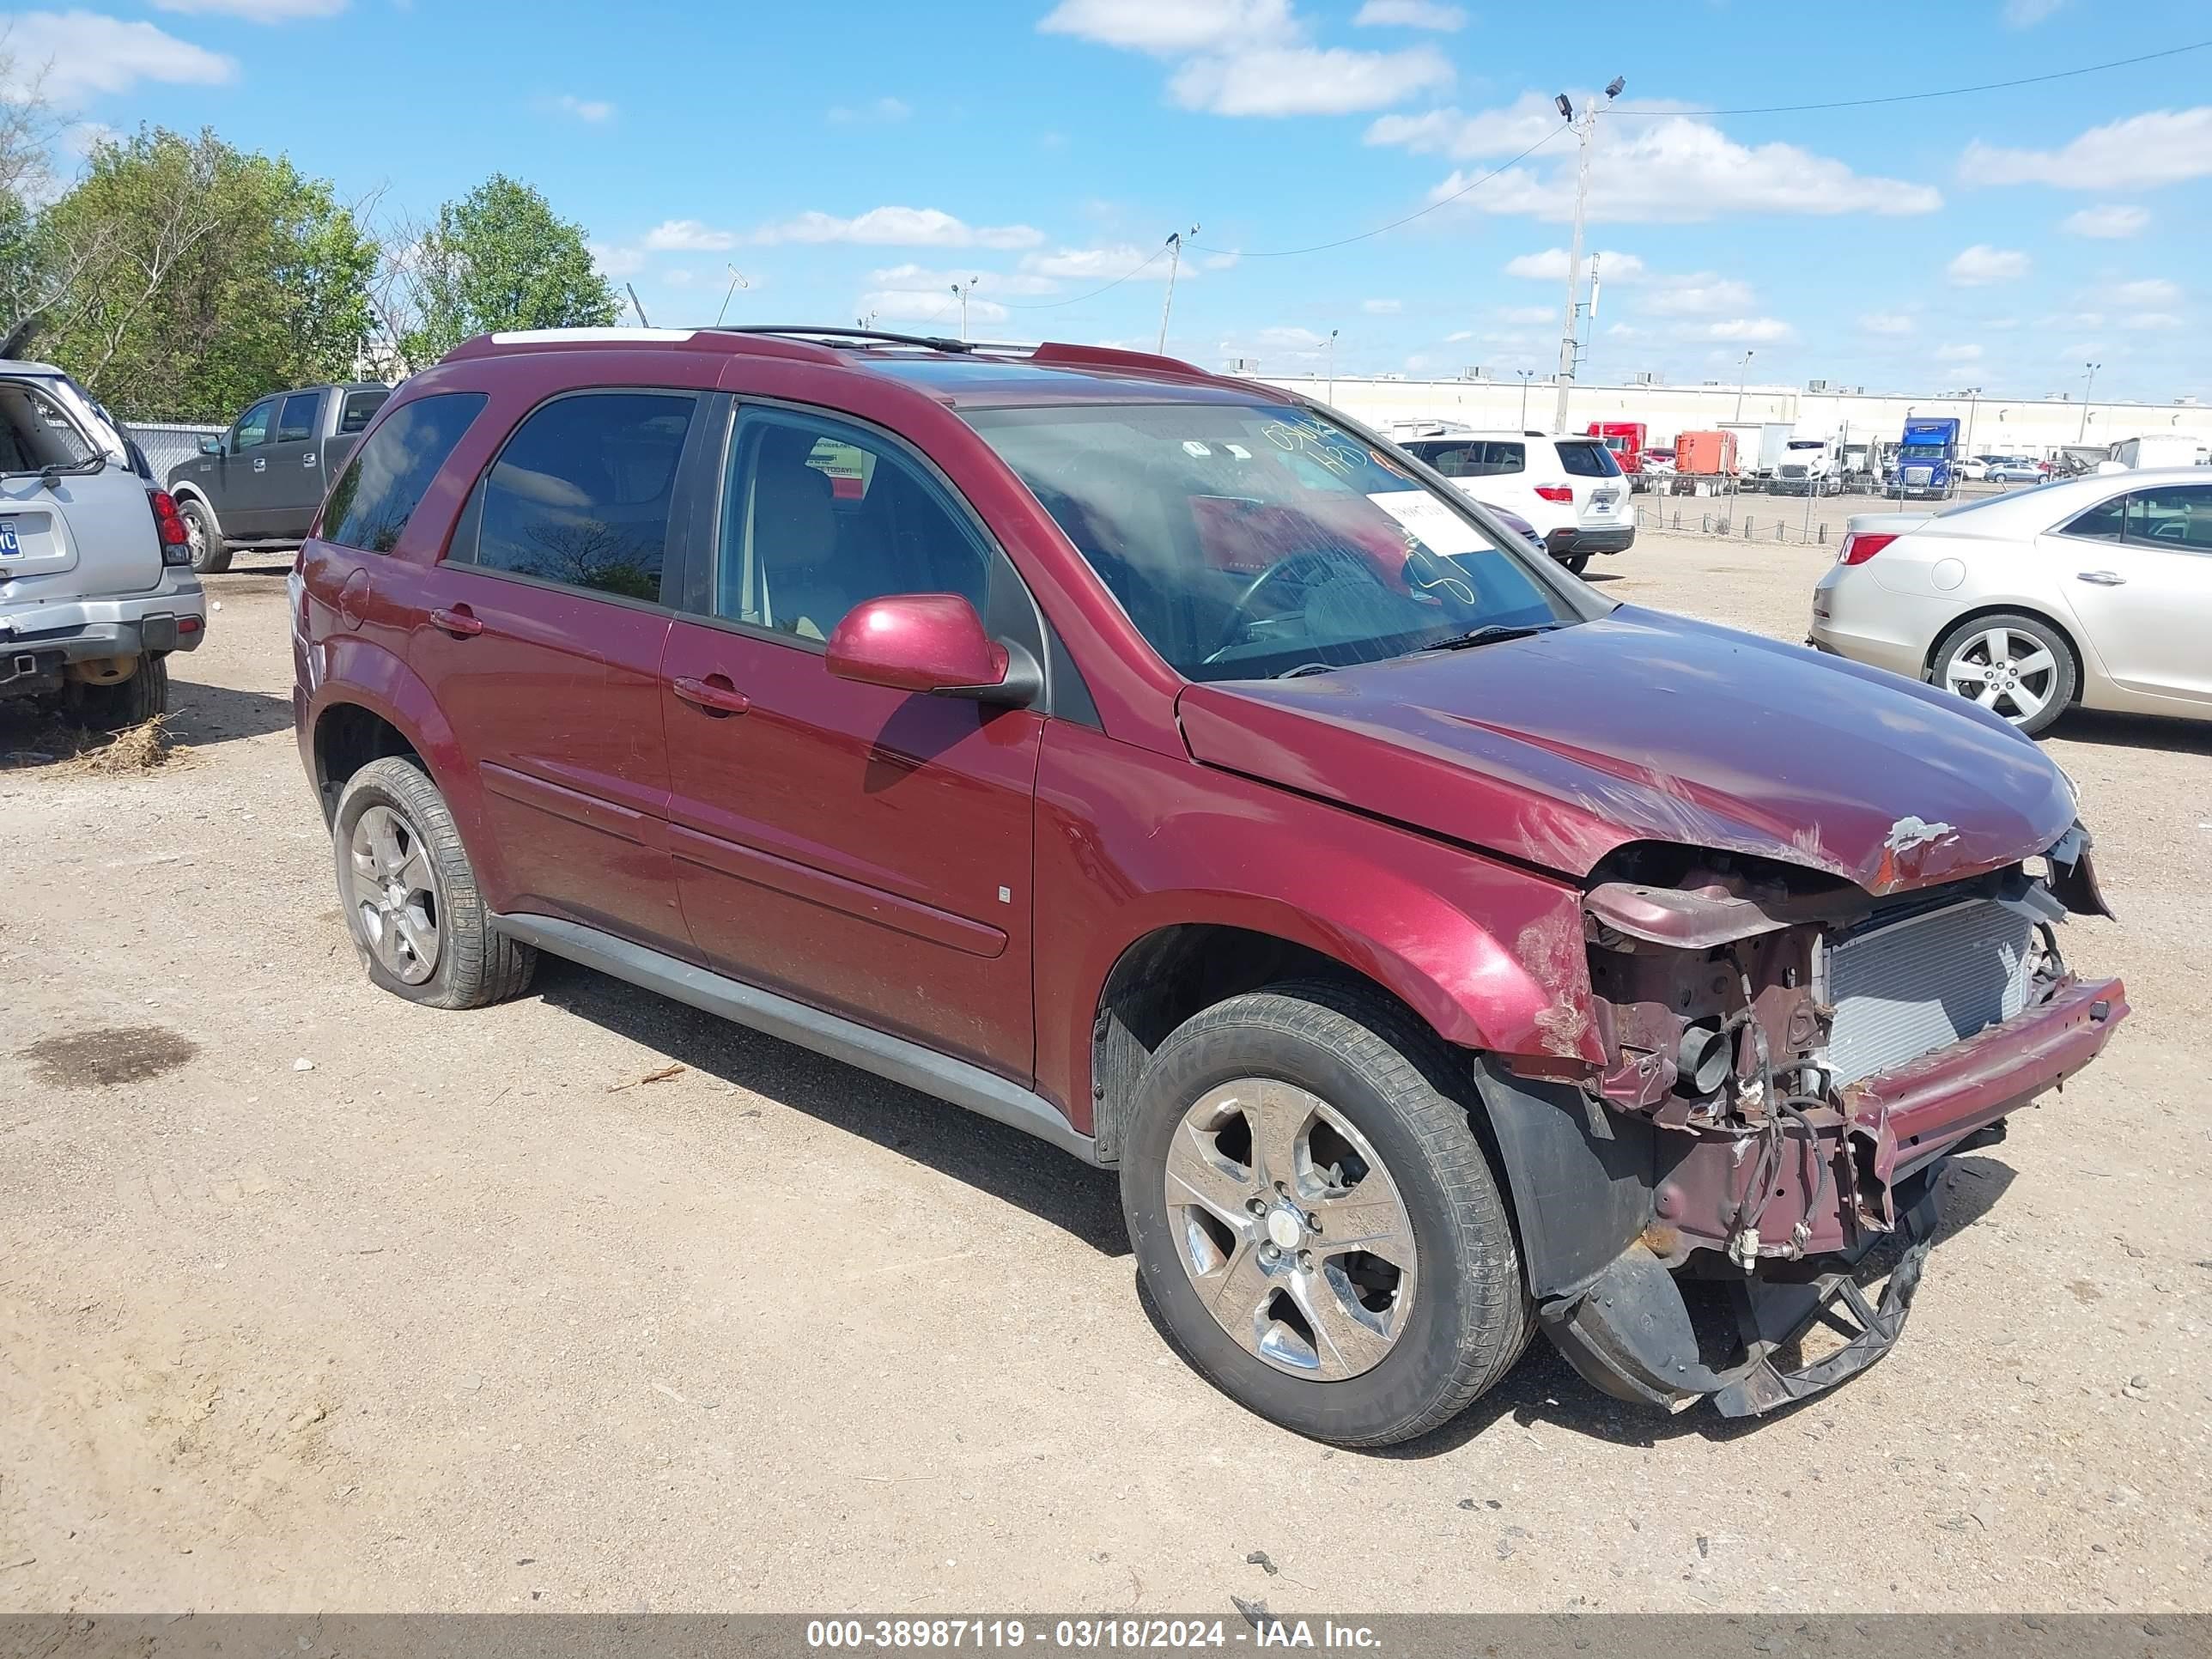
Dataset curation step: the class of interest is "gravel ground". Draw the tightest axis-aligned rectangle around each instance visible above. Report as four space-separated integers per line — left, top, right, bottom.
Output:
3 537 2208 1615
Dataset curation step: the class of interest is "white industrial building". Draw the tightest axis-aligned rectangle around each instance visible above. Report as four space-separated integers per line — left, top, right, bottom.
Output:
1259 371 2212 459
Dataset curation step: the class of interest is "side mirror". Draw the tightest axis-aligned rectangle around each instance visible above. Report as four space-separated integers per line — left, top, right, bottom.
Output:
198 434 222 455
824 593 1041 708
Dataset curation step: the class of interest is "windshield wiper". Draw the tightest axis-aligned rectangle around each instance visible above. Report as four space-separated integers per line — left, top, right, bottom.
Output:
1273 660 1337 679
1423 622 1565 653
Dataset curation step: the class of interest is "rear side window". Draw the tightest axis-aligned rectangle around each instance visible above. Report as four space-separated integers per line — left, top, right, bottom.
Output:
2060 495 2125 542
276 391 321 444
2124 484 2212 551
1555 441 1620 478
321 392 488 554
470 392 696 602
338 388 390 434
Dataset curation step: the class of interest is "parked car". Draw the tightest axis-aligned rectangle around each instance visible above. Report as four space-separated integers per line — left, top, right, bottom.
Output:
1641 446 1677 477
0 356 204 726
1393 425 1634 574
1959 456 1992 483
1984 457 2046 485
296 325 2124 1445
1811 467 2212 734
167 381 391 573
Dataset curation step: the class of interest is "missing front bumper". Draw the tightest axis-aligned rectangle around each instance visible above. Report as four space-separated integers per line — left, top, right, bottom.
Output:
1539 1175 1940 1417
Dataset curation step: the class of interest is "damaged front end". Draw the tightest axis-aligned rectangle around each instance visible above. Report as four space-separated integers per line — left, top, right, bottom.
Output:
1503 823 2127 1417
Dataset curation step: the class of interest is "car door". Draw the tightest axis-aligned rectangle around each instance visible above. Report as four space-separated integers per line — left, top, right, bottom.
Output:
263 389 328 540
659 400 1045 1078
2051 483 2212 706
220 397 277 533
409 388 708 953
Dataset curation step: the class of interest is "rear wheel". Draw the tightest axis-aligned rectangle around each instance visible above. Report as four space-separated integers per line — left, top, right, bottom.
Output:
1558 553 1591 575
74 653 167 731
179 497 229 574
1930 611 2077 737
331 756 534 1009
1121 981 1530 1446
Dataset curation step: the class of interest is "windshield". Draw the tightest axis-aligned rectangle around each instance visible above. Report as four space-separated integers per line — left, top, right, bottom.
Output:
966 401 1572 681
1786 440 1825 451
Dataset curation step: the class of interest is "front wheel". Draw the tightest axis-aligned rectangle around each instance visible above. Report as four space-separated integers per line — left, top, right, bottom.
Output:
1557 553 1591 575
179 497 229 574
1930 611 2077 737
1121 982 1530 1447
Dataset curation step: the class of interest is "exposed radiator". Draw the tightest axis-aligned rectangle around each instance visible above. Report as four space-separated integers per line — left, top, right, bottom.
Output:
1822 897 2036 1086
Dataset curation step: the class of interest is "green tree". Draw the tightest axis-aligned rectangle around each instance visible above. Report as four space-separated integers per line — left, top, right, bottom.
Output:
398 174 618 366
33 127 375 420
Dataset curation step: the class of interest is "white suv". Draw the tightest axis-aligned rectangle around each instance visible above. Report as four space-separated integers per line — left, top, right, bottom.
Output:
1392 425 1634 574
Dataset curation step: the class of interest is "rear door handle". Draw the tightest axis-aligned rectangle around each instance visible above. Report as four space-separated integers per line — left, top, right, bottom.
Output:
252 457 266 473
672 674 750 716
302 452 318 468
2075 570 2127 586
429 605 483 637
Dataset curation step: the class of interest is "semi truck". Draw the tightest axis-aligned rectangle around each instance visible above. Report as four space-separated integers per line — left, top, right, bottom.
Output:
1770 434 1846 496
1585 421 1649 487
1720 421 1795 490
1894 416 1962 500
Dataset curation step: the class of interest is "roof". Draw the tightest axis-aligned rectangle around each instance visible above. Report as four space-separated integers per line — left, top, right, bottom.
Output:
443 326 1289 410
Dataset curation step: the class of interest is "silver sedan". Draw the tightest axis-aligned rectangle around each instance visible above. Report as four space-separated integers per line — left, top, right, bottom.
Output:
1809 466 2212 735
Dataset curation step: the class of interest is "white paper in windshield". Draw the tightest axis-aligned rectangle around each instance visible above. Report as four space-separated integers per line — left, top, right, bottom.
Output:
1367 490 1486 555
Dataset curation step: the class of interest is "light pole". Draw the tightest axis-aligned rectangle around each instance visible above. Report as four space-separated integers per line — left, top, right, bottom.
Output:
2078 361 2100 441
1326 329 1339 404
1157 223 1200 354
949 276 981 341
1552 75 1623 434
1734 349 1754 422
1516 368 1535 428
714 265 750 327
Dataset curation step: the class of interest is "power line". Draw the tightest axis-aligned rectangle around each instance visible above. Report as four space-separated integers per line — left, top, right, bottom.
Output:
1613 38 2212 118
1189 124 1570 259
996 240 1174 309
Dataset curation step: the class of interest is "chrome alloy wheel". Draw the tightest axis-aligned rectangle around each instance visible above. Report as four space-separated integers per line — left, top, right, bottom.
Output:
1942 624 2058 726
346 803 441 985
1164 1079 1418 1380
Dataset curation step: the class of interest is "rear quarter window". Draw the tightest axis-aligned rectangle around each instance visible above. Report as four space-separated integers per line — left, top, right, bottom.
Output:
338 388 391 435
320 392 489 554
1555 441 1621 478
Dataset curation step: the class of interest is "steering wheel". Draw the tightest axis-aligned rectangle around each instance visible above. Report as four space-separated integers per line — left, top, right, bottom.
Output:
1206 544 1389 662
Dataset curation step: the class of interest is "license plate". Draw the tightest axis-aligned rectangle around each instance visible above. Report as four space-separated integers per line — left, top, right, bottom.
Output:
0 520 19 558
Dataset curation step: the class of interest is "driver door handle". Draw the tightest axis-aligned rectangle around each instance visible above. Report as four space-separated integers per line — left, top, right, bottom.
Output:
429 605 483 638
672 674 750 716
2075 570 2127 586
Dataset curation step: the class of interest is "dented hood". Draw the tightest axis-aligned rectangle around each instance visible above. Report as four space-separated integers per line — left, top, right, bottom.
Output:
1176 607 2077 893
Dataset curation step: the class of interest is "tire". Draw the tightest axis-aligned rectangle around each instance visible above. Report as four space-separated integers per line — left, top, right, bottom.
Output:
179 496 230 574
74 653 167 731
1929 611 2078 738
331 755 534 1009
1558 553 1591 575
1121 981 1531 1447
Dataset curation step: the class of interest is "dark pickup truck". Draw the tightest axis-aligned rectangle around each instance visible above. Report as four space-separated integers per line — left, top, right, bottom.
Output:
167 381 391 573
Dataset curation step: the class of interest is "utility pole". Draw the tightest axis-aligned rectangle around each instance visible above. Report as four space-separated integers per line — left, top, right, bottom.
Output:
1158 224 1200 355
625 283 649 328
1327 328 1339 404
2078 361 2100 441
1735 349 1754 422
1552 76 1622 434
1517 368 1535 428
949 276 981 342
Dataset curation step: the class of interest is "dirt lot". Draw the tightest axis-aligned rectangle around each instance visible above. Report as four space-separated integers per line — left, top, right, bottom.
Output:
3 535 2208 1615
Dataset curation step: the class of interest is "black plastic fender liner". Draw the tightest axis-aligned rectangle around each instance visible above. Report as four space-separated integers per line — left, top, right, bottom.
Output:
1471 1057 1658 1300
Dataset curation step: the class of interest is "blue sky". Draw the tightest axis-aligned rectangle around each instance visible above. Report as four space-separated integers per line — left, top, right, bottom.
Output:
12 0 2212 399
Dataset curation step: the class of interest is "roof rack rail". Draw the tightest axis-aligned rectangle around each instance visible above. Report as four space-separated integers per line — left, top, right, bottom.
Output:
1028 341 1208 380
712 325 975 355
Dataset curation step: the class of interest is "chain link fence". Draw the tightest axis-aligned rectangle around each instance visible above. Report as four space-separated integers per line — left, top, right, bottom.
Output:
1635 497 1838 548
120 419 225 483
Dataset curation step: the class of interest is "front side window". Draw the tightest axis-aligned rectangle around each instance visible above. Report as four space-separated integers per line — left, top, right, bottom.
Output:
2060 494 2126 541
966 401 1571 681
2124 484 2212 551
234 399 274 452
471 392 696 601
714 408 990 643
276 391 321 444
322 392 487 554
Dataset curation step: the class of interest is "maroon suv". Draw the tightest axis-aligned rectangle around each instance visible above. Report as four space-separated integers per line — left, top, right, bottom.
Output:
292 326 2125 1445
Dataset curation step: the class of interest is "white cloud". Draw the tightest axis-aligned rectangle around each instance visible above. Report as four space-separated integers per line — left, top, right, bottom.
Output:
2061 204 2149 239
1199 251 1240 270
1044 0 1449 117
1640 274 1753 317
1019 243 1187 282
663 269 697 289
1859 312 1915 335
1496 304 1552 325
149 0 344 18
591 243 646 278
1361 297 1401 314
1701 318 1793 343
547 93 614 123
1963 107 2212 190
0 10 234 99
643 220 736 252
828 96 912 124
1948 245 2030 286
1444 329 1474 342
1936 343 1983 362
754 207 1043 249
2109 277 2180 306
1370 93 1941 222
870 262 1060 296
862 289 1007 325
2002 0 2066 24
1352 0 1465 29
2122 313 2183 331
1169 44 1450 115
1502 247 1644 282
